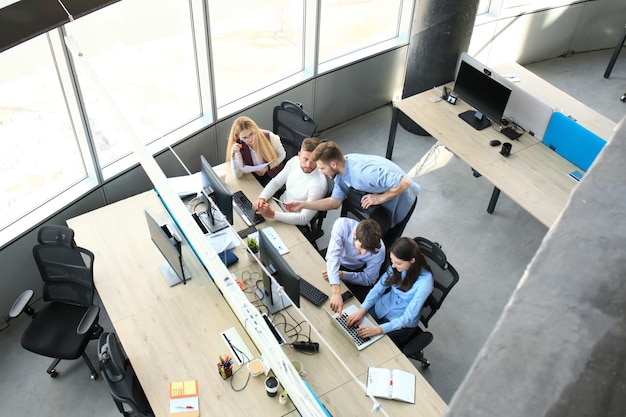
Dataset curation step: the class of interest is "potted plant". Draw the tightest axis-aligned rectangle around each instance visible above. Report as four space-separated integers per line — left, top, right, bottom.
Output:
245 237 259 261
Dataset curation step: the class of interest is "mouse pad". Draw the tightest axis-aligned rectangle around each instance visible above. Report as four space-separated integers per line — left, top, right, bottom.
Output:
542 112 606 171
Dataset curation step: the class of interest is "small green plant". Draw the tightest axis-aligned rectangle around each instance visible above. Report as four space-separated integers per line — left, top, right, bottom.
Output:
246 237 259 253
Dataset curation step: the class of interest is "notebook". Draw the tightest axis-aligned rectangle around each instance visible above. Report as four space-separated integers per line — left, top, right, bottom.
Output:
326 304 383 350
366 367 416 404
169 379 199 416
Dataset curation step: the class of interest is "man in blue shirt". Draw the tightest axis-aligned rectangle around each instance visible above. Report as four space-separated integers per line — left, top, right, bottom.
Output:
323 217 385 313
284 141 420 246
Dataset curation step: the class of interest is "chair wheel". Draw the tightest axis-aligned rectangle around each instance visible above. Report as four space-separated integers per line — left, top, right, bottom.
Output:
49 369 59 378
421 360 431 369
90 372 98 380
621 94 626 102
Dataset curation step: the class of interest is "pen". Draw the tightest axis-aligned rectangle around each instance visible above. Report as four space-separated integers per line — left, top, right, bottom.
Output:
223 334 242 364
176 406 195 409
389 379 393 398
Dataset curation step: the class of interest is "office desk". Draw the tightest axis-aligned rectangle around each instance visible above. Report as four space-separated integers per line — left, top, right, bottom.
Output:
386 62 615 228
67 165 446 417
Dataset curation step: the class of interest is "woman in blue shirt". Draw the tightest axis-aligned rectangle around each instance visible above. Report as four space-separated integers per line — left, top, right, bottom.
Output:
347 237 434 346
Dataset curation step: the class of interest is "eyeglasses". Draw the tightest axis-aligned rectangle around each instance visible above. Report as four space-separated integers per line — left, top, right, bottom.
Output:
239 132 255 142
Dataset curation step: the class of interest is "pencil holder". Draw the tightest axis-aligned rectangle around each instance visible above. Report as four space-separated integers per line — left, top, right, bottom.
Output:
218 363 232 380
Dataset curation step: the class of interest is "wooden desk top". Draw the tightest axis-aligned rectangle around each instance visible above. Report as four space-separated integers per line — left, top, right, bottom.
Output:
393 63 616 228
68 165 447 417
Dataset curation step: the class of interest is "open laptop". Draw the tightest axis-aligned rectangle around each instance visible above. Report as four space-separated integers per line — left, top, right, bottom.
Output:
326 304 383 350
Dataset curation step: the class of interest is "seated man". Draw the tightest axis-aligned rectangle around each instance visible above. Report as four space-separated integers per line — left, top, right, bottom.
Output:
323 217 385 313
252 138 327 226
284 141 420 247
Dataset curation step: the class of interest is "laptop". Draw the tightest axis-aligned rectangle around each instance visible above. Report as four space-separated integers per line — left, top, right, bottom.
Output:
326 304 383 350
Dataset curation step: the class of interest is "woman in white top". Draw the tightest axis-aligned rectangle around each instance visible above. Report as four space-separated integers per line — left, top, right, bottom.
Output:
225 116 286 186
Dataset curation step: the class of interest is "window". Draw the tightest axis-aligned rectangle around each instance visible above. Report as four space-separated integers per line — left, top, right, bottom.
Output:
319 0 403 64
0 35 86 231
208 0 305 107
66 0 200 173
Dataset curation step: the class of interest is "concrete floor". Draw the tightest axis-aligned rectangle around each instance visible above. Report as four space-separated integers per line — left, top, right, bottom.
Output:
0 48 624 416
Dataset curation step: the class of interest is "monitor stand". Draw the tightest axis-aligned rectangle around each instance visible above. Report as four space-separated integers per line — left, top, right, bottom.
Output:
459 110 491 130
255 281 292 314
159 262 191 287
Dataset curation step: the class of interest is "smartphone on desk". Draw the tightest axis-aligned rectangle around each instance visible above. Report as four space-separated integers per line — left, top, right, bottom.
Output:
341 290 354 303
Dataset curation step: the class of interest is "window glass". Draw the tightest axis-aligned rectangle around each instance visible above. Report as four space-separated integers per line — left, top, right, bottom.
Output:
477 0 493 14
0 35 86 230
208 0 304 107
66 0 199 169
319 0 402 63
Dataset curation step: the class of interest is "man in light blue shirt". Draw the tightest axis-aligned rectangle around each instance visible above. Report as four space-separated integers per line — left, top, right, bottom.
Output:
322 217 385 311
284 141 420 246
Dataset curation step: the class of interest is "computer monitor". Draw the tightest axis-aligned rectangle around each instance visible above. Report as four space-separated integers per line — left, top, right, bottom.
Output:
200 155 233 230
453 59 512 130
255 229 300 314
144 210 190 286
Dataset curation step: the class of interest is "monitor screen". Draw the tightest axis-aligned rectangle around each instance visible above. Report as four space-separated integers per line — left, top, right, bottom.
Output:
256 229 300 313
144 210 188 285
200 155 233 226
453 59 512 130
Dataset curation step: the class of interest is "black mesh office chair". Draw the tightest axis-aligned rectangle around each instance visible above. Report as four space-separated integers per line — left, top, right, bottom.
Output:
340 187 392 238
8 225 102 379
98 332 154 417
297 175 334 251
398 237 459 368
272 100 318 160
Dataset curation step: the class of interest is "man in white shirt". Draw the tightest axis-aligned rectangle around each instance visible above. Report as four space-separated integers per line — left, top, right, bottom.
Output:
252 138 327 226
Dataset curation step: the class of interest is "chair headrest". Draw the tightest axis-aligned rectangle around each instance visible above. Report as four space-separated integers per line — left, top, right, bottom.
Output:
38 225 76 247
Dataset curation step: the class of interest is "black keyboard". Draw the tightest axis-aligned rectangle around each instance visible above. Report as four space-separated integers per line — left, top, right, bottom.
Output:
233 190 265 226
299 278 328 306
336 312 370 347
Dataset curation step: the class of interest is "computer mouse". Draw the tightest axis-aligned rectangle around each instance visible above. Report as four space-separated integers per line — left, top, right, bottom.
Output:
489 139 502 147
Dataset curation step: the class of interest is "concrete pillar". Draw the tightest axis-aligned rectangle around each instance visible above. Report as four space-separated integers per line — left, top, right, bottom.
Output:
399 0 479 134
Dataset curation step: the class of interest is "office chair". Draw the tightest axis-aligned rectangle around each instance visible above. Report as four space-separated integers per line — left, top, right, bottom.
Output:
340 187 391 238
398 237 459 369
8 225 102 379
272 100 318 160
298 175 334 251
98 332 154 417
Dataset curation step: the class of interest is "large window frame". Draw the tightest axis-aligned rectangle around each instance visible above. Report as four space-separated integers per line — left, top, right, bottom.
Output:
0 0 413 247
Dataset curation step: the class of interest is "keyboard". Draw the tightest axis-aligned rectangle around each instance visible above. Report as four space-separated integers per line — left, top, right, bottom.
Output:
327 304 383 350
299 278 328 306
335 310 371 348
233 190 265 226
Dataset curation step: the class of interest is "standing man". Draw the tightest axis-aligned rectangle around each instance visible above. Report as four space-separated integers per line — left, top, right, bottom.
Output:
284 141 420 246
323 218 385 314
253 137 327 226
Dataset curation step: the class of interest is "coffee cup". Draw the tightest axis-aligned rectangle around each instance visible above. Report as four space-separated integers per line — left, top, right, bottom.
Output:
500 142 512 157
265 376 279 397
291 360 306 378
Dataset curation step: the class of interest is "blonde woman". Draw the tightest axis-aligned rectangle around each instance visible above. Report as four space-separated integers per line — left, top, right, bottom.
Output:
226 116 286 186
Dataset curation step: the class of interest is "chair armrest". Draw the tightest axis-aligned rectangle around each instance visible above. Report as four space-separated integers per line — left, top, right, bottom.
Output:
77 305 100 335
402 331 434 357
9 289 35 318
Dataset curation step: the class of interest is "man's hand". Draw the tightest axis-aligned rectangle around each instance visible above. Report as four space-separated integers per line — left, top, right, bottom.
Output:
283 201 304 212
356 325 382 339
360 193 381 210
329 292 343 315
255 202 274 218
252 198 266 211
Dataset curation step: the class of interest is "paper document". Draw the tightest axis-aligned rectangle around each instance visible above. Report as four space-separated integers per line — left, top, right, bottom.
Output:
206 227 240 253
242 162 269 173
169 379 199 416
167 172 201 197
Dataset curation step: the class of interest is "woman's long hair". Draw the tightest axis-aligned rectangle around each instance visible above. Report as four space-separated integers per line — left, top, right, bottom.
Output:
225 116 277 164
383 238 431 292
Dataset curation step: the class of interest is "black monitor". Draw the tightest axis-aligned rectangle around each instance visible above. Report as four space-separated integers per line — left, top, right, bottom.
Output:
145 210 190 286
453 59 512 130
255 229 300 314
200 155 233 230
